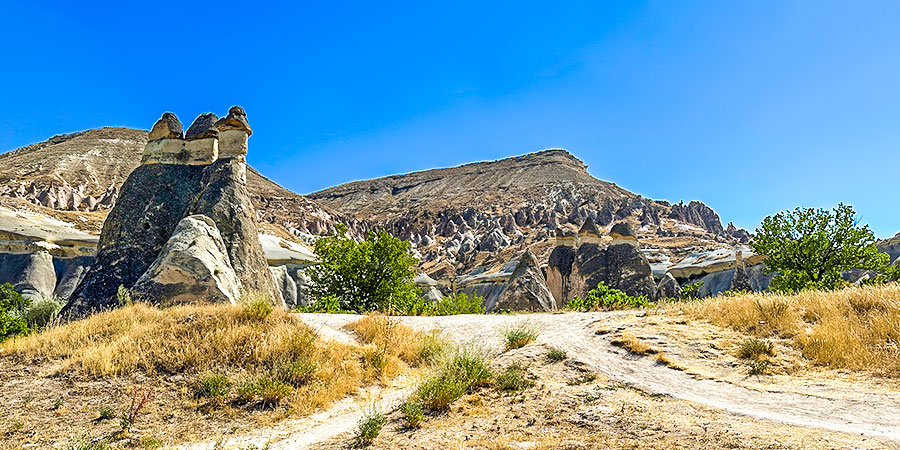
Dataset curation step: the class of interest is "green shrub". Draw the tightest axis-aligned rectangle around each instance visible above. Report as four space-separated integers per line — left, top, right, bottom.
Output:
195 373 232 402
412 348 493 412
415 331 453 366
97 406 117 421
23 296 64 329
400 400 425 428
547 347 567 362
681 282 704 300
0 283 31 341
297 295 349 313
566 282 650 311
495 363 533 392
116 285 132 307
503 322 539 350
746 359 771 375
427 292 485 316
737 338 774 360
309 225 420 313
354 406 386 447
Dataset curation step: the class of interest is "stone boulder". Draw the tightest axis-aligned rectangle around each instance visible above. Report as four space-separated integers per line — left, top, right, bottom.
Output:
215 106 252 135
545 245 576 308
491 250 555 312
185 113 219 140
610 222 636 240
656 272 681 299
53 256 93 299
478 228 510 252
0 252 56 300
559 240 657 303
132 215 241 305
148 112 183 140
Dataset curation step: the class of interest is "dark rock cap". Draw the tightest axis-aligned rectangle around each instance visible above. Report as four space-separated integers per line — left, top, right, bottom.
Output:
148 112 183 140
185 113 219 140
215 105 252 135
578 218 602 237
610 222 636 239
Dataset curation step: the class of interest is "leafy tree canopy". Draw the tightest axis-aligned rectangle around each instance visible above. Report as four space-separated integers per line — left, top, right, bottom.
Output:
309 225 421 313
751 203 888 292
0 283 31 341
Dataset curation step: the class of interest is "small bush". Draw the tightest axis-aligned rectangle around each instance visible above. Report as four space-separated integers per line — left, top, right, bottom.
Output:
746 359 771 376
240 293 274 320
413 348 493 411
195 373 232 402
297 295 348 313
116 285 132 307
427 292 485 316
97 406 116 421
566 282 650 311
547 347 567 362
737 338 774 360
235 377 293 408
354 406 386 447
23 296 64 329
0 283 31 341
400 400 425 428
495 363 532 392
681 282 704 300
503 323 539 350
66 440 111 450
415 331 453 366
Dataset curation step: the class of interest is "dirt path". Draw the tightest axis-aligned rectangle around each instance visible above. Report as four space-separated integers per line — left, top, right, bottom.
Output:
301 312 900 443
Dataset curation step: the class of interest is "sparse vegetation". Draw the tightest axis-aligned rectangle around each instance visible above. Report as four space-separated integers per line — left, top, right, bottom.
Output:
495 363 533 392
566 281 650 311
746 359 771 376
737 338 774 360
410 348 493 412
752 203 888 293
680 282 704 300
680 284 900 376
354 406 386 447
547 347 568 362
23 296 64 330
611 333 654 355
1 302 366 417
503 322 539 350
400 400 425 428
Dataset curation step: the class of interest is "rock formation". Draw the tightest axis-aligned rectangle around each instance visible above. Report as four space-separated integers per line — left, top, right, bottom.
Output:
132 215 241 305
547 221 657 304
491 249 556 312
62 108 279 317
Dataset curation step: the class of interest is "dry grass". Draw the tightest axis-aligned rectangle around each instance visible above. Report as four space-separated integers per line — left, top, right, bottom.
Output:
610 333 654 355
345 314 441 382
677 283 900 376
1 302 364 415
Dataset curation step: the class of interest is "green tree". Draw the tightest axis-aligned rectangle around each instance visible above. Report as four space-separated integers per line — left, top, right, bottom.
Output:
751 203 888 292
0 283 31 341
309 225 421 313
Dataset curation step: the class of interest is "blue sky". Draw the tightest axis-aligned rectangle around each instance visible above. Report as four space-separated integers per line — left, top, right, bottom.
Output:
1 1 898 237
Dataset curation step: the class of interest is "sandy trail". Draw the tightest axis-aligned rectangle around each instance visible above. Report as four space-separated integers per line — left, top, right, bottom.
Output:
303 312 900 443
182 312 900 448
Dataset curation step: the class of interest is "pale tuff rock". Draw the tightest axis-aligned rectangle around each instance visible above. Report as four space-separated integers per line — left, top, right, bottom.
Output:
492 249 556 312
656 272 681 299
0 252 56 301
555 228 578 246
578 218 602 244
269 265 298 309
148 112 183 141
132 215 242 305
215 106 252 135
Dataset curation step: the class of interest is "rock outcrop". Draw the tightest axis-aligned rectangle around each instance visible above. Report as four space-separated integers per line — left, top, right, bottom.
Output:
132 215 241 305
270 265 298 309
547 221 657 304
656 272 681 299
0 252 56 301
62 108 279 317
491 250 556 312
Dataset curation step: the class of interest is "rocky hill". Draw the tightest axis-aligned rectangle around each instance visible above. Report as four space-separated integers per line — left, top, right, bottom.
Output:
311 149 749 281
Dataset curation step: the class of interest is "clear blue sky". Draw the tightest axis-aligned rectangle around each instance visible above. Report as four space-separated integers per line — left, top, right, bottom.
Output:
1 1 898 237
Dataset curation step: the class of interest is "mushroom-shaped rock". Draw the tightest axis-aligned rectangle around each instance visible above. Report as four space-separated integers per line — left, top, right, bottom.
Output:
185 113 220 140
215 105 252 135
148 112 183 140
610 222 637 240
656 272 682 299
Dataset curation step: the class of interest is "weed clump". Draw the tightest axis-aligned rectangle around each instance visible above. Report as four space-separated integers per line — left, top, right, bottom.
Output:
354 406 386 447
503 322 539 350
737 338 774 360
495 363 533 392
547 347 567 362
